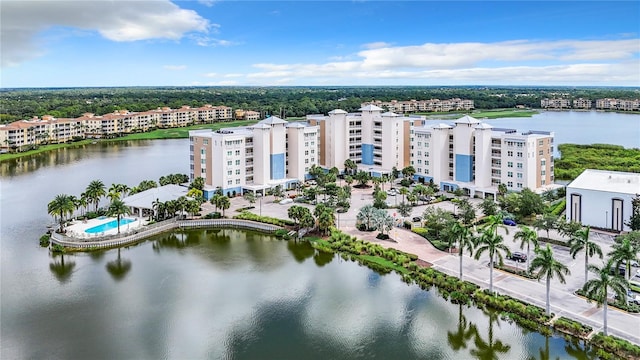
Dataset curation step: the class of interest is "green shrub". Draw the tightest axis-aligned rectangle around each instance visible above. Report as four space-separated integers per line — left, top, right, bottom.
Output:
51 244 65 253
39 234 51 247
274 229 289 238
591 332 640 359
204 212 222 219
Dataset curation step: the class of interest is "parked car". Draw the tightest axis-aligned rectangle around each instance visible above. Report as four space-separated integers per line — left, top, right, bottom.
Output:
616 290 640 305
306 180 317 185
509 252 527 262
412 216 422 223
621 259 640 268
279 198 293 205
503 219 517 226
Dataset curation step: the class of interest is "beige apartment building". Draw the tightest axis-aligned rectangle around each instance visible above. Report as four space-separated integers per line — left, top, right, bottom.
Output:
572 98 593 109
541 98 571 109
595 98 640 111
362 99 474 113
0 104 233 151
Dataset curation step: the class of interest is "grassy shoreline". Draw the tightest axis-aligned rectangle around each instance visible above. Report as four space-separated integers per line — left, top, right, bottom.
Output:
417 108 539 119
0 120 258 162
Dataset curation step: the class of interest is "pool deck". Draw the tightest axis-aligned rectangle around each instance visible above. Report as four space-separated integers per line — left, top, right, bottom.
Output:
66 217 146 238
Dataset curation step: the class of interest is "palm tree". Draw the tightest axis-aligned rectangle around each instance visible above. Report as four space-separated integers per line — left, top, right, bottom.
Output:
107 199 131 234
79 192 89 218
398 187 409 203
218 196 231 217
568 226 603 284
343 158 357 176
243 192 256 207
474 229 510 294
470 308 511 360
482 213 508 236
582 261 628 336
608 238 639 303
85 180 106 211
447 304 477 352
514 225 539 271
357 205 377 230
452 222 475 280
48 194 76 232
529 244 570 315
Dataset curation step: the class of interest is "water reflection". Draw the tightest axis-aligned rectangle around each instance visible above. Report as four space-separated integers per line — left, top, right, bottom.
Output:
287 240 314 263
447 304 477 352
470 308 511 360
106 248 132 281
0 140 153 177
49 252 76 283
313 250 334 267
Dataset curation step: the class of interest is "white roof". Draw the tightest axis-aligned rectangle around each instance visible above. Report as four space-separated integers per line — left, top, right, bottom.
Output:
123 184 189 210
432 123 453 129
286 122 306 128
259 116 287 125
381 111 400 117
474 122 493 130
454 115 481 124
328 109 348 115
249 123 271 130
567 169 640 195
359 104 384 111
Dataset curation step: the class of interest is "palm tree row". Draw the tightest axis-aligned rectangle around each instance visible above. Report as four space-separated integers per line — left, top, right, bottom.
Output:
153 196 202 221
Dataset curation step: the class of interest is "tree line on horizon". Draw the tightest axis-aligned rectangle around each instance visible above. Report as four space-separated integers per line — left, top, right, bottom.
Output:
2 86 638 124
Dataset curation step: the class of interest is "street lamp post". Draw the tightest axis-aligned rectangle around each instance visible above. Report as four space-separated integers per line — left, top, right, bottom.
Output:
605 211 608 229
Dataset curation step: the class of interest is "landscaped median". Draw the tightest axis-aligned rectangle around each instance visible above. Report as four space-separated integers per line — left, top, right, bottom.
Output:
309 228 640 360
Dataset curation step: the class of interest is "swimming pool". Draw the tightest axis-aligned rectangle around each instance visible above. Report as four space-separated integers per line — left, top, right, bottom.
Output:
85 218 136 234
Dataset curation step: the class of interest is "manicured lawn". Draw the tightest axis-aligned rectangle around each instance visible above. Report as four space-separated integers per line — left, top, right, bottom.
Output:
415 109 538 119
115 120 258 140
0 140 94 161
355 254 410 274
471 109 538 118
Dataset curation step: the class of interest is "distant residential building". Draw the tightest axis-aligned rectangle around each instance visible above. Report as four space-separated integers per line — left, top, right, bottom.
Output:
541 98 571 109
411 115 555 197
572 98 592 109
189 117 319 198
362 99 474 113
0 104 234 151
235 109 261 120
566 169 639 232
596 98 640 111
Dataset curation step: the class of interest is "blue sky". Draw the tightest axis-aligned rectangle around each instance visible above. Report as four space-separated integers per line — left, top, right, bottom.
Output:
2 1 639 87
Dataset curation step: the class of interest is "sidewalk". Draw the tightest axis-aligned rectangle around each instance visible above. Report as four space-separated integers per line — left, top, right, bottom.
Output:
340 225 640 345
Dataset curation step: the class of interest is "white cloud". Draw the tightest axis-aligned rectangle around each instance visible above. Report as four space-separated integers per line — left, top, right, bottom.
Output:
163 65 187 71
198 0 217 7
1 0 210 67
203 72 218 78
190 35 237 47
361 41 392 50
242 39 640 86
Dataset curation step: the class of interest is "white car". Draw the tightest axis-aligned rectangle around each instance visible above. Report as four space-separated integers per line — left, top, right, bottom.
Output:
279 198 293 205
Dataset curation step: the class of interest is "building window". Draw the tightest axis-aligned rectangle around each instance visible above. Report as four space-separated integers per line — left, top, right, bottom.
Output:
227 151 232 156
235 150 240 156
227 161 232 166
235 160 240 165
236 169 240 175
200 149 205 155
507 171 513 178
541 170 546 176
517 163 523 169
305 150 309 155
201 159 205 164
517 152 523 157
305 159 309 164
507 151 513 157
227 170 232 175
507 181 513 187
507 162 513 168
539 150 543 156
517 183 523 188
204 139 208 145
201 168 206 174
517 173 523 179
538 140 543 146
227 180 232 185
236 179 241 184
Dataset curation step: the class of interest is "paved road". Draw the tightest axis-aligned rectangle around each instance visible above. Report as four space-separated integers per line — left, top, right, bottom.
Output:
221 185 640 345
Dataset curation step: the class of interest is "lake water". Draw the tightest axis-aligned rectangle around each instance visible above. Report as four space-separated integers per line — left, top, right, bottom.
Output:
3 110 637 359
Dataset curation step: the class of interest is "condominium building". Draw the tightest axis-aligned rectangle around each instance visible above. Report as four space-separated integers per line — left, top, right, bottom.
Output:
596 98 640 111
411 115 554 197
362 99 474 113
0 104 233 151
307 105 424 176
541 98 571 109
572 98 593 109
189 116 319 198
234 109 261 120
